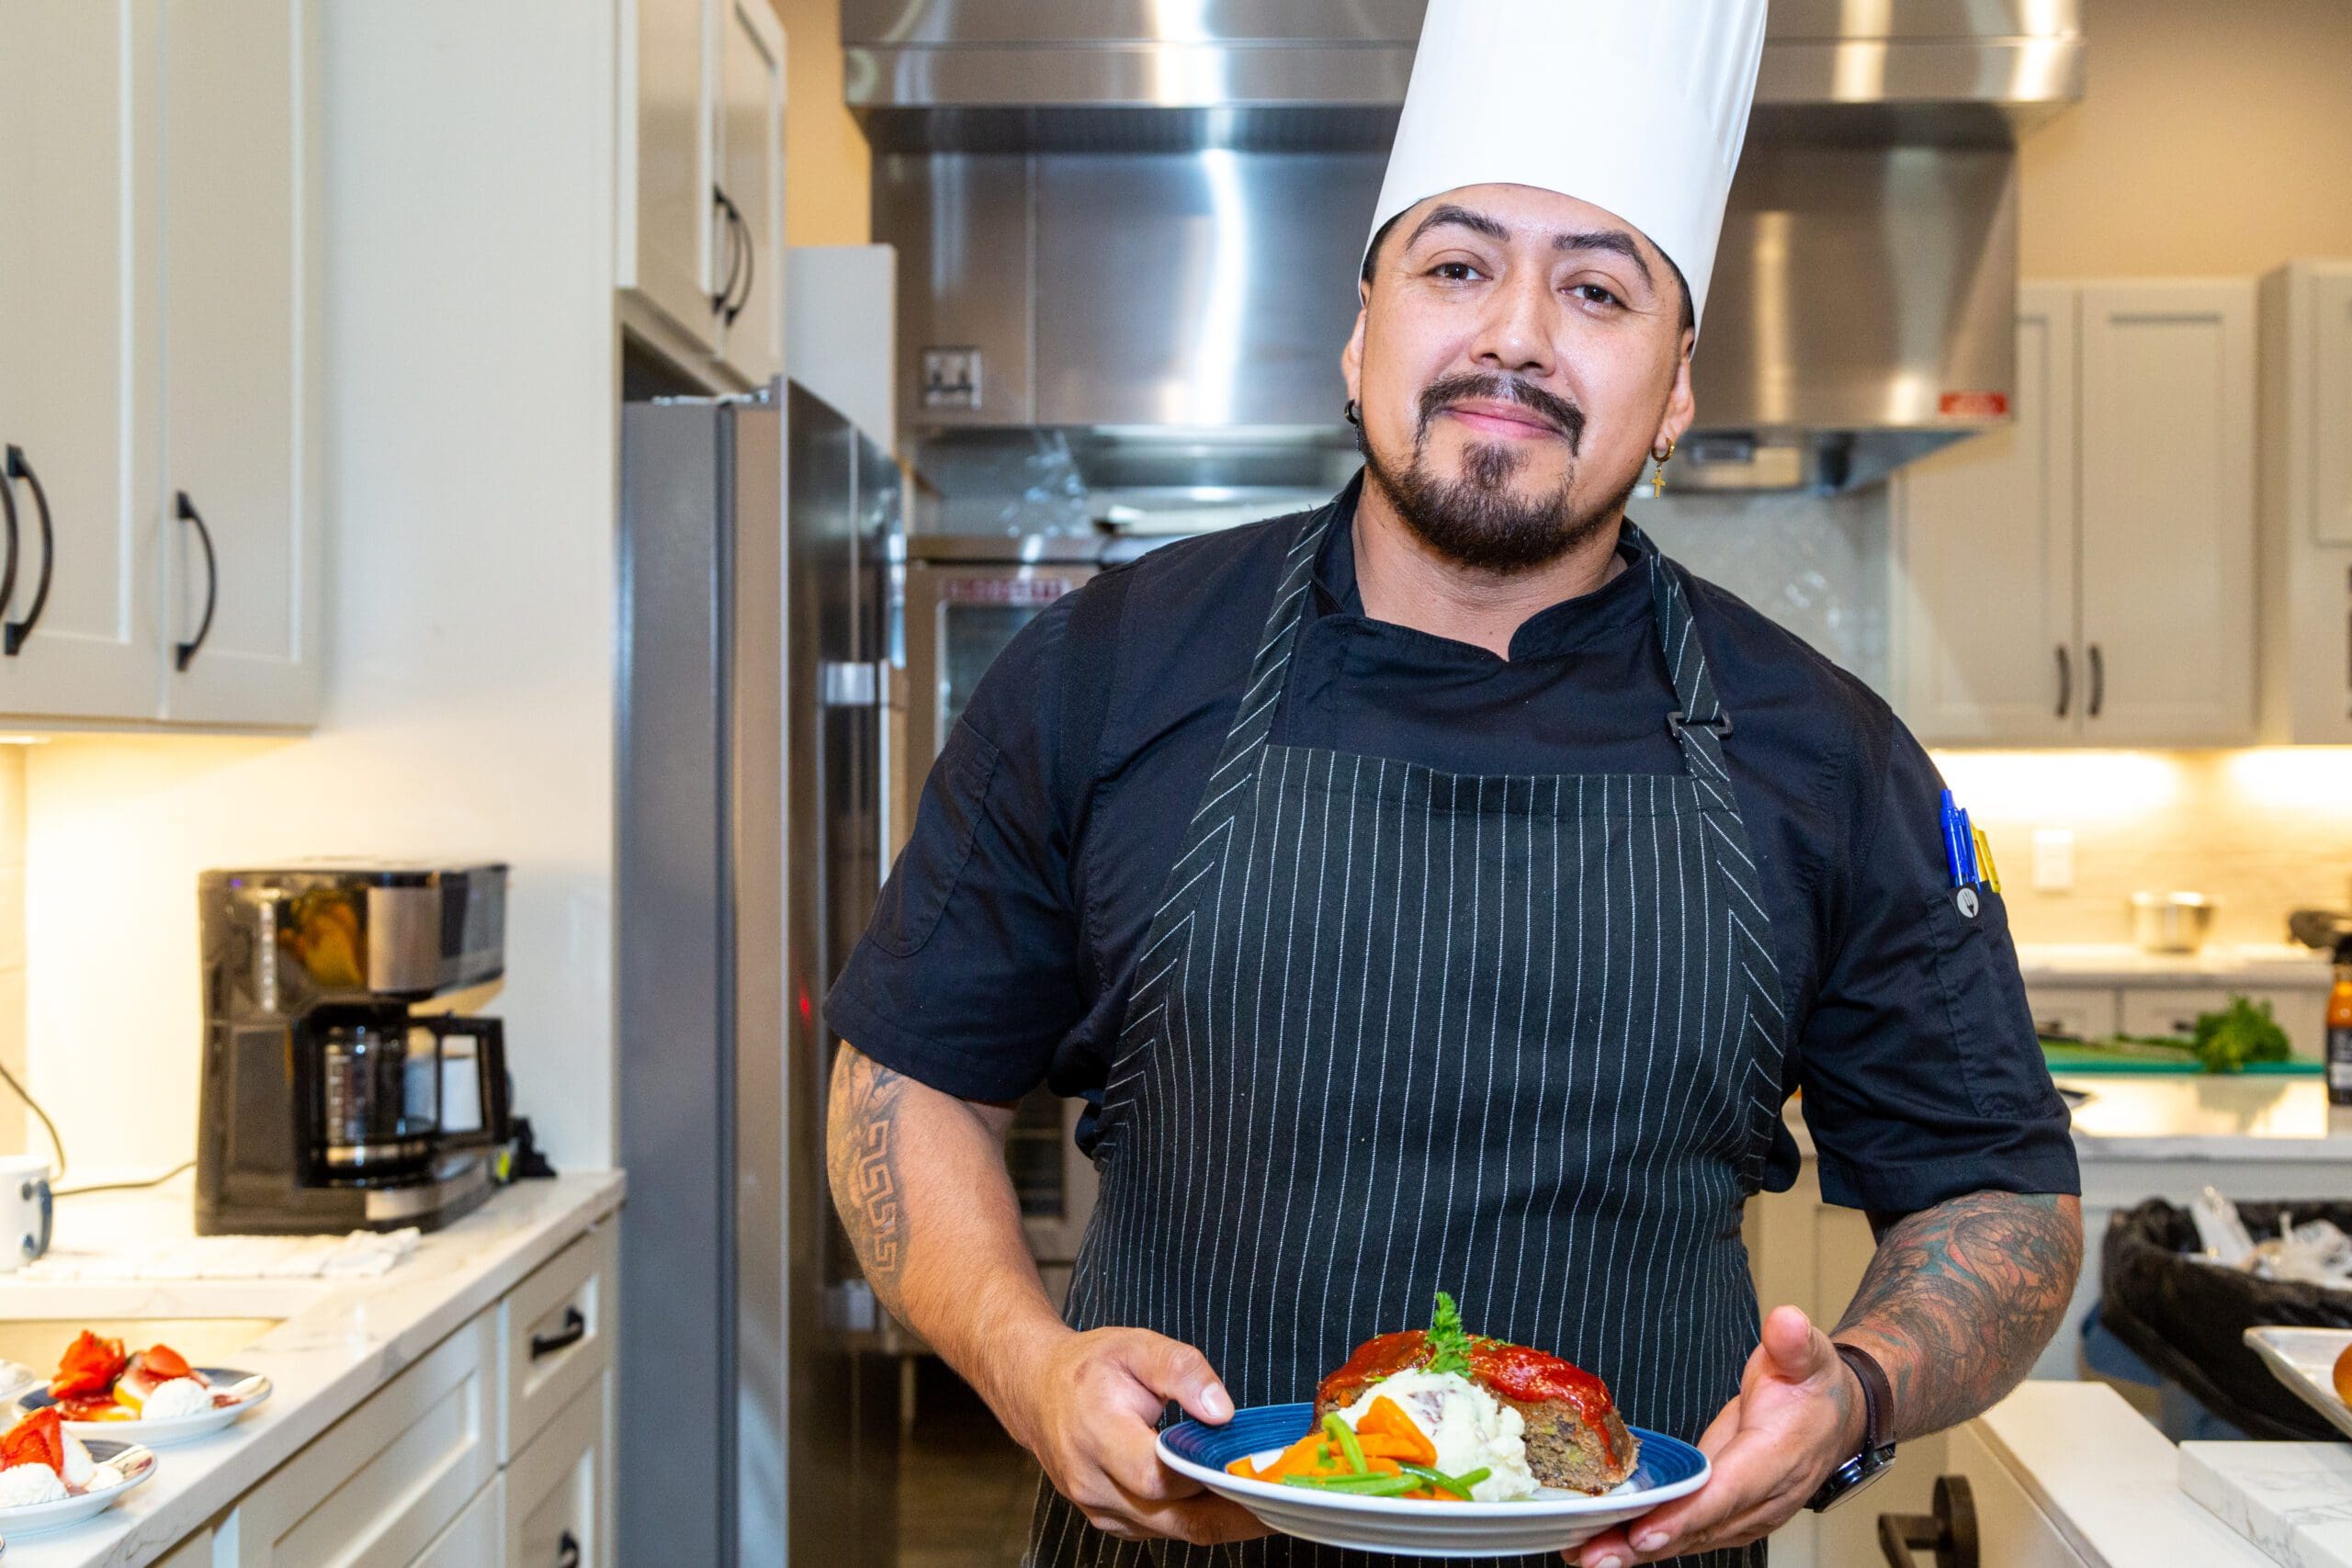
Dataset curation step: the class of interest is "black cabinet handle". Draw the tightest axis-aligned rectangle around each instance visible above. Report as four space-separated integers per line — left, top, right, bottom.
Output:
2087 642 2105 718
0 451 17 636
4 446 54 656
710 186 745 317
1879 1474 1977 1568
174 490 218 672
722 201 755 327
2054 644 2071 718
555 1530 582 1568
529 1304 587 1359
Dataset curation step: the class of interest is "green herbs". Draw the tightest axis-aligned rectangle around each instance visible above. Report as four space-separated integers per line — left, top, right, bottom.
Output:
2189 996 2292 1074
1426 1291 1474 1376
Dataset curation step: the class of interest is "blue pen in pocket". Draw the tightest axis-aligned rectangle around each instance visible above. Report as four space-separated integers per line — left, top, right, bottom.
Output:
1937 789 1967 889
1957 807 1982 886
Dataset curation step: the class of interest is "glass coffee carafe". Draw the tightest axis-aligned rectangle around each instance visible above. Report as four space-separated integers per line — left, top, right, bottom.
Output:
307 1006 507 1188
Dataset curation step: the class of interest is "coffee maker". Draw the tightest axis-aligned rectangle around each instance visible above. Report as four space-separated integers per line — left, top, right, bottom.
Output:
196 863 513 1235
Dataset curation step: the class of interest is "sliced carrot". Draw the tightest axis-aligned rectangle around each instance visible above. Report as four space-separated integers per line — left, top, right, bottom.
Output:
1226 1457 1260 1479
1361 1397 1437 1466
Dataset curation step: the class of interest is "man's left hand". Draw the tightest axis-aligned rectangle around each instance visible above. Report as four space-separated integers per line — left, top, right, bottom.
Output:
1567 1305 1863 1567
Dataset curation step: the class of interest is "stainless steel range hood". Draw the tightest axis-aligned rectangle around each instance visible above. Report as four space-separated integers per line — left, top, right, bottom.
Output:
851 2 2082 497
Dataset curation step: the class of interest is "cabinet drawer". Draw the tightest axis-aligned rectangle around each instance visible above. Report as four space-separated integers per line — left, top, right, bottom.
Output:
2028 985 2119 1041
1946 1424 2095 1567
507 1371 610 1568
231 1312 497 1568
411 1475 503 1568
503 1223 616 1461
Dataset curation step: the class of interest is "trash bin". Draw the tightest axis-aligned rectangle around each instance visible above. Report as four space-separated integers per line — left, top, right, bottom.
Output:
2099 1198 2352 1440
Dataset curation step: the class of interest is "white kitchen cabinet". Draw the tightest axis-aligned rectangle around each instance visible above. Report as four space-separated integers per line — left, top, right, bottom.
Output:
1895 280 2256 746
157 1528 219 1568
505 1375 611 1568
232 1312 499 1568
500 1223 615 1461
2076 282 2257 744
157 0 325 728
412 1475 505 1568
619 0 786 389
1895 284 2079 744
0 0 164 723
2024 984 2119 1042
1941 1423 2096 1568
0 0 322 729
712 0 786 386
2257 261 2352 742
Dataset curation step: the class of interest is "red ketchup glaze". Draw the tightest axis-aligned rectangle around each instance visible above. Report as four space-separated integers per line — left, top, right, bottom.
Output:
1315 1330 1623 1472
1313 1330 1431 1411
1468 1343 1620 1468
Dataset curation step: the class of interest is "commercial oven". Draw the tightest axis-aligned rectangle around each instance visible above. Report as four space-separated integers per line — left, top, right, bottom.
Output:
895 536 1111 1296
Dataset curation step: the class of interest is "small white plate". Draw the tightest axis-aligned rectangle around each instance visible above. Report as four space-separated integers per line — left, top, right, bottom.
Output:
16 1369 273 1447
0 1440 155 1535
1158 1403 1708 1559
2245 1325 2352 1438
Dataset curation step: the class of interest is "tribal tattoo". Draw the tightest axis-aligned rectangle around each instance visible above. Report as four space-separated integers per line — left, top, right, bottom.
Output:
1834 1191 2082 1441
828 1048 910 1300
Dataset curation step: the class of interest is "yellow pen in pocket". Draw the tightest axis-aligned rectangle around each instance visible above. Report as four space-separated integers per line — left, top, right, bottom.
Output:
1973 826 2001 894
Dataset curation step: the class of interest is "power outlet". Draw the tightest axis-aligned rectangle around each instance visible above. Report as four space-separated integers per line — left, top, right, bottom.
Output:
2031 829 2075 892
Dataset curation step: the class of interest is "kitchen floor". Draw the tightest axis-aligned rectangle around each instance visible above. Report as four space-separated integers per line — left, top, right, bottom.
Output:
901 1358 1042 1568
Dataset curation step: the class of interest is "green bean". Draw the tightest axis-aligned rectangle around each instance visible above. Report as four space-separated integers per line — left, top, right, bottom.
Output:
1322 1414 1368 1475
1283 1472 1419 1497
1398 1463 1473 1499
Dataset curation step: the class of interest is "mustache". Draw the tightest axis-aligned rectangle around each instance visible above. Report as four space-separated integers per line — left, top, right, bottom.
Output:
1417 373 1586 452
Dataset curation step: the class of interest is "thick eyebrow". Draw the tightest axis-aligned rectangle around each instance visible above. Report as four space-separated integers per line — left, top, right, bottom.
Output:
1554 228 1654 288
1405 203 1511 250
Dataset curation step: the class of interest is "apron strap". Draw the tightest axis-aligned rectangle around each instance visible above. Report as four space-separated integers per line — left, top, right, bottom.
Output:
1628 522 1738 802
1188 502 1339 831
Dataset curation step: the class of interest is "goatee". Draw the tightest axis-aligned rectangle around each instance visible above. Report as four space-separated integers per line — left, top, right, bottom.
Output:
1359 373 1635 575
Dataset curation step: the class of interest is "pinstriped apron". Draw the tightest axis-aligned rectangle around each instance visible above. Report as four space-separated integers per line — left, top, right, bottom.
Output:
1027 502 1789 1568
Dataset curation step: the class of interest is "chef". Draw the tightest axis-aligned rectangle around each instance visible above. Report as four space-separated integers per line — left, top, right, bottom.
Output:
824 3 2083 1565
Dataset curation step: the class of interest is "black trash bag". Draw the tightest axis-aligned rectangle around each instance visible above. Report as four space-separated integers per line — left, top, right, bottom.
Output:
2100 1198 2352 1440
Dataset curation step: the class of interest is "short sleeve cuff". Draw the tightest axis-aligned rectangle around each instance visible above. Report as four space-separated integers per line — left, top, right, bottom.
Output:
823 971 1047 1107
1812 1141 2082 1215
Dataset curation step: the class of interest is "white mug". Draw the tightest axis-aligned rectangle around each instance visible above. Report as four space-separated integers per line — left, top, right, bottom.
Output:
0 1156 53 1272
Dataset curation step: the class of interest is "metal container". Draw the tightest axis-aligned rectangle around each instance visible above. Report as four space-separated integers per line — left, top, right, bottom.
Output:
2132 892 2219 953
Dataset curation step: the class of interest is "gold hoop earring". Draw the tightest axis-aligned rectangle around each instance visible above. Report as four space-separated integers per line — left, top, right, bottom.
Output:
1652 438 1676 497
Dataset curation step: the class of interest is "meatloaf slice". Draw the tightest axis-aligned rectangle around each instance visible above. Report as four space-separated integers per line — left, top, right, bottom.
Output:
1498 1389 1639 1495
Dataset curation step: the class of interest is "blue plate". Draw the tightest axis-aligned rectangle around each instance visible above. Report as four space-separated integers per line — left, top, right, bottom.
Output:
1158 1403 1710 1560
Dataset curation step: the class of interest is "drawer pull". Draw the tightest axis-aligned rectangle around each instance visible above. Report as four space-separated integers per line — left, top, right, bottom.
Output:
174 491 219 671
556 1530 582 1568
530 1305 588 1360
4 446 53 655
1879 1473 1977 1568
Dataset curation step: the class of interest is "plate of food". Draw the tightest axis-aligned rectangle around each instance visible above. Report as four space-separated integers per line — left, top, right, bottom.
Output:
1158 1294 1708 1559
13 1332 272 1446
0 1407 154 1534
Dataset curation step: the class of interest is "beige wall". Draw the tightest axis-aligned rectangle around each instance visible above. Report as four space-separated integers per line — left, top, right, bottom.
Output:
2021 0 2352 276
1936 748 2352 948
769 0 869 245
0 747 21 1155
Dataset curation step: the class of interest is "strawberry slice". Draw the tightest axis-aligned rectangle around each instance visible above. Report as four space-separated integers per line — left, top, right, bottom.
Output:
1 1407 65 1473
139 1344 195 1382
48 1331 129 1401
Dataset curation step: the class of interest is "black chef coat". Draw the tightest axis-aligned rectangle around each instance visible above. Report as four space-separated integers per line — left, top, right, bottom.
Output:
827 479 2080 1215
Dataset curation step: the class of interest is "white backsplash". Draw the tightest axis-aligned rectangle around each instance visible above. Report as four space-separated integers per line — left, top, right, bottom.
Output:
1631 484 1893 696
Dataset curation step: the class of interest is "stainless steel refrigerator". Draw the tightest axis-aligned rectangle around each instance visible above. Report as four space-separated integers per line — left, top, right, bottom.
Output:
617 384 901 1567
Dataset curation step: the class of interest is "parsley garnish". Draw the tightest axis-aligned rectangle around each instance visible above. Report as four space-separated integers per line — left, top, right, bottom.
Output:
1426 1292 1473 1375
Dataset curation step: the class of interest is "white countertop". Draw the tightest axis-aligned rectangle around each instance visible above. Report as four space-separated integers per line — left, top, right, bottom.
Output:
1791 1076 2352 1165
0 1172 624 1568
1975 1382 2274 1567
2018 942 2335 989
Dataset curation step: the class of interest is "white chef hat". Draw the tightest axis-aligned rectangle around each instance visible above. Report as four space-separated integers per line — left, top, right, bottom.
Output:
1368 0 1769 329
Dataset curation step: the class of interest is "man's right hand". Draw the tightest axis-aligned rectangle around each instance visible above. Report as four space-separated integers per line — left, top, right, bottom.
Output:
1001 1325 1269 1547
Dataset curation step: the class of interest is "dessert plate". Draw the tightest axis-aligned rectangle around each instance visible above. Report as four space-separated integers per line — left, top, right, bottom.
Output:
17 1369 273 1446
0 1439 155 1535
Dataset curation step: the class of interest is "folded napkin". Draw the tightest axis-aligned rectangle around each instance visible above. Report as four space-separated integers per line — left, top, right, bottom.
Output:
17 1228 422 1282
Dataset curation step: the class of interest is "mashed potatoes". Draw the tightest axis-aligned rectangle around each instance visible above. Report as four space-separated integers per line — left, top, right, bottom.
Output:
1339 1369 1539 1502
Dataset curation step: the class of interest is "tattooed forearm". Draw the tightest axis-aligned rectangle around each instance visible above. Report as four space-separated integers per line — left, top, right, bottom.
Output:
1832 1191 2083 1441
827 1047 910 1303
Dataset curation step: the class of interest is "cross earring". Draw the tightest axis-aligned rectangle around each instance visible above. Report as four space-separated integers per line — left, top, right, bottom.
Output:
1652 438 1676 496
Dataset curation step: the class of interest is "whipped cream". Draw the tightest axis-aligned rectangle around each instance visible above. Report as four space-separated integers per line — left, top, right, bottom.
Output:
141 1378 215 1421
0 1461 70 1507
